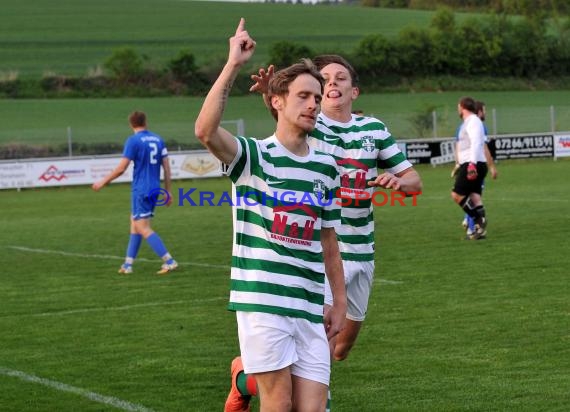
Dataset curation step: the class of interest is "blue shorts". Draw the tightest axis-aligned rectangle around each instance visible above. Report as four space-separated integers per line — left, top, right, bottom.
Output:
131 191 155 220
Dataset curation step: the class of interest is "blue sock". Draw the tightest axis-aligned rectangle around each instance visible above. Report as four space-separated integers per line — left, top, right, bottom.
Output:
468 216 476 231
125 234 142 264
146 233 169 260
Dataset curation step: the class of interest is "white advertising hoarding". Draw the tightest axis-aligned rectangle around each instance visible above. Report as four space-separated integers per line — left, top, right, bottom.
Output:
0 151 222 190
554 134 570 158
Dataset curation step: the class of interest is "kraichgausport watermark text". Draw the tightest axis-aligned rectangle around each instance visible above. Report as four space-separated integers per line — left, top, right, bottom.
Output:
148 188 421 207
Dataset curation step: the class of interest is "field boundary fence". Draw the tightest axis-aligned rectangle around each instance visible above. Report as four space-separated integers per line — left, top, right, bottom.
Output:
2 131 569 191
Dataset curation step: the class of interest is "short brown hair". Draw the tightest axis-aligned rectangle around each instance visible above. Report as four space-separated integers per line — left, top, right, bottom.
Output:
129 111 147 128
475 100 486 120
313 54 359 87
475 100 485 113
267 58 324 121
459 97 477 113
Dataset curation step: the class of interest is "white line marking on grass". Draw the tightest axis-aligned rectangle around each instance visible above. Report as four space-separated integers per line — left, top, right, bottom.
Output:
375 279 403 285
31 297 226 318
9 246 403 286
417 195 569 203
0 367 155 412
8 246 230 269
0 297 227 319
494 197 569 203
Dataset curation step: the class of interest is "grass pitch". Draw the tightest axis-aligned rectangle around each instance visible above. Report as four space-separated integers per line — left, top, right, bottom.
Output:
0 91 569 148
0 0 445 79
0 158 569 411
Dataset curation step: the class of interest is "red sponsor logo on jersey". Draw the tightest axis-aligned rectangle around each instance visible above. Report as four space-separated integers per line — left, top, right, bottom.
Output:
337 158 370 191
271 204 317 245
336 158 369 171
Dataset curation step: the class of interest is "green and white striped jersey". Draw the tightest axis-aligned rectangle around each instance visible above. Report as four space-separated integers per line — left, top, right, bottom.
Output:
226 135 341 324
309 112 412 262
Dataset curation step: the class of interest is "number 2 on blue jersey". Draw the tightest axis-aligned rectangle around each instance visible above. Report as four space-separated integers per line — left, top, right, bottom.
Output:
149 142 158 164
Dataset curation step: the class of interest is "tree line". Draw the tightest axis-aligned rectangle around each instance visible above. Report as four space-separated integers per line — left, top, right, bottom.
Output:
359 0 569 16
351 8 570 83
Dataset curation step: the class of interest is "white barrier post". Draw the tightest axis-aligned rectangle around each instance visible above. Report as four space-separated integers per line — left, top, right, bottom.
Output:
67 126 72 158
237 119 245 136
220 119 245 136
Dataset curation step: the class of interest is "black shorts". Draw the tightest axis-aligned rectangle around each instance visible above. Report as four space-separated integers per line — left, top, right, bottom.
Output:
453 162 488 196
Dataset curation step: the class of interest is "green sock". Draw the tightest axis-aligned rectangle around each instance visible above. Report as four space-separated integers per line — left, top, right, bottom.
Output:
236 372 250 396
236 372 257 396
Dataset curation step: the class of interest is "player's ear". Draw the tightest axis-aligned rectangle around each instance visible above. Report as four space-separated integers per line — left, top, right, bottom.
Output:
351 86 360 101
271 95 283 111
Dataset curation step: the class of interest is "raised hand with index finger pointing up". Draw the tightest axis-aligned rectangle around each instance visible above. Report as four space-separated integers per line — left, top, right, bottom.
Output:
228 18 256 67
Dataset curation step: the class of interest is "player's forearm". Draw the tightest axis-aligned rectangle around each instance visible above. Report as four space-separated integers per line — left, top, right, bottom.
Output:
328 269 346 309
195 62 241 144
398 169 423 194
454 142 459 164
322 228 347 309
162 157 172 193
163 166 172 193
102 165 127 186
484 144 495 168
195 63 242 166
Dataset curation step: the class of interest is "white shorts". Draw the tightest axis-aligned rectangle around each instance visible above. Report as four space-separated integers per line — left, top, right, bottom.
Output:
324 260 375 322
236 311 330 386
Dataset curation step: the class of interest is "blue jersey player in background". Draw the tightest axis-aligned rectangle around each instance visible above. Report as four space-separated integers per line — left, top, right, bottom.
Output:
93 111 178 275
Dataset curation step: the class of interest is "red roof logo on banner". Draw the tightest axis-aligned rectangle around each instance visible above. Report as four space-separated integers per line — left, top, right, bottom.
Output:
39 165 67 181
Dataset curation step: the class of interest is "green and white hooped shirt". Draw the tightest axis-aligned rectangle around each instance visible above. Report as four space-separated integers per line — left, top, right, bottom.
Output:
309 112 412 262
226 134 341 324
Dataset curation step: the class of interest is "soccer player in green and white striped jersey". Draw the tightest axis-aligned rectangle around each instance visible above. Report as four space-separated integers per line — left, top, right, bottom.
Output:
250 55 422 364
195 19 347 412
229 55 422 412
310 55 421 363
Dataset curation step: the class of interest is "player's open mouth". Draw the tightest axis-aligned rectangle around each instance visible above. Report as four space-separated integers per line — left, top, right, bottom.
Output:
327 90 341 98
